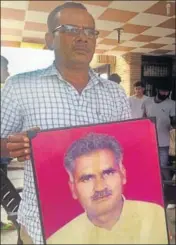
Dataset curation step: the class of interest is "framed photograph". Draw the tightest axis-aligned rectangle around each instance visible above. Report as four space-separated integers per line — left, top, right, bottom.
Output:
29 118 169 244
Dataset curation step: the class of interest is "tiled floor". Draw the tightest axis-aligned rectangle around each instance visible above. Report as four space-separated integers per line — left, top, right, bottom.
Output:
1 169 176 244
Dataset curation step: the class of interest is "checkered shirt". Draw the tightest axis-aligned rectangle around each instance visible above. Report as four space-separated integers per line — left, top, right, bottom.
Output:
1 63 131 244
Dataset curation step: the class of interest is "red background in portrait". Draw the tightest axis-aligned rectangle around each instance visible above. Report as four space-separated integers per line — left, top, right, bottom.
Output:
30 119 165 239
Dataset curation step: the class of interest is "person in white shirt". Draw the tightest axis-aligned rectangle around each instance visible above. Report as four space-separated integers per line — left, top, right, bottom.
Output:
129 81 148 119
142 85 176 181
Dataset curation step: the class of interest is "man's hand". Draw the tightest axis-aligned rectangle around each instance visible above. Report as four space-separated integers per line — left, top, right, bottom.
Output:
7 127 40 162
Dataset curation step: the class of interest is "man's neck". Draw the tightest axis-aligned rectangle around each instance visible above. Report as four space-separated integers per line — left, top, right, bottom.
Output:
88 198 124 230
55 60 89 93
135 94 144 99
154 96 161 103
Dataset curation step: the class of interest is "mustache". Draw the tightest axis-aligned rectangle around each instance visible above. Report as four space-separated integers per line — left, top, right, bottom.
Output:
91 188 112 201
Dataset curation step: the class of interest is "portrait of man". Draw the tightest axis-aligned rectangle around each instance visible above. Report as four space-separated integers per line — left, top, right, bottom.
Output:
47 133 168 244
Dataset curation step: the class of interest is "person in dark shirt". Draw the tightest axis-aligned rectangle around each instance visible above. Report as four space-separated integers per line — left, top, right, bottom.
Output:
109 73 121 84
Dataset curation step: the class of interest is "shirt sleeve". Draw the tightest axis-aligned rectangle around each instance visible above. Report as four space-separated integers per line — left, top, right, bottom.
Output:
128 97 132 109
119 89 132 120
170 101 176 117
1 78 23 138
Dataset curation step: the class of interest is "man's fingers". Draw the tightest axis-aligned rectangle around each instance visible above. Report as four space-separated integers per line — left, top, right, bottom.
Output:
8 127 40 143
18 155 30 162
9 148 30 158
7 142 30 151
6 127 40 161
8 134 29 143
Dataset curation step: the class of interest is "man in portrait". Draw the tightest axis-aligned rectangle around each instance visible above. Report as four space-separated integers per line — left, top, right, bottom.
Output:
47 133 168 244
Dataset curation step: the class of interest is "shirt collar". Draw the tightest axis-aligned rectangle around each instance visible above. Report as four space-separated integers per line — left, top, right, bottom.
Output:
39 62 105 87
88 68 105 87
39 62 58 78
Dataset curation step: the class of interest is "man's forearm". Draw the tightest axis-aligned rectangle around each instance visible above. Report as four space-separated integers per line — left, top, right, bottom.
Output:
1 138 10 157
170 116 176 129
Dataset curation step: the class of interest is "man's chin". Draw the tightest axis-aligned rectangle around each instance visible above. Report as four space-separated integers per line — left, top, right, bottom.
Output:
70 57 91 66
72 52 93 64
89 204 113 217
88 209 113 221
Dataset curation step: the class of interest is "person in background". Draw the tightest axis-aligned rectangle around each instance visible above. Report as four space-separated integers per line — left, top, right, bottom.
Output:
167 117 176 209
169 127 176 157
109 73 121 84
0 55 14 231
129 81 148 119
1 2 131 244
142 84 176 182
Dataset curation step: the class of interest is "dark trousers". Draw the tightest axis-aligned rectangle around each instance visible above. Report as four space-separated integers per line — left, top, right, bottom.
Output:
0 164 8 224
159 147 171 180
0 164 7 177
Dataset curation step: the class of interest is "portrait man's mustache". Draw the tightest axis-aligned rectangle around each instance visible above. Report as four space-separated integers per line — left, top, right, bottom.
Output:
91 188 112 201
